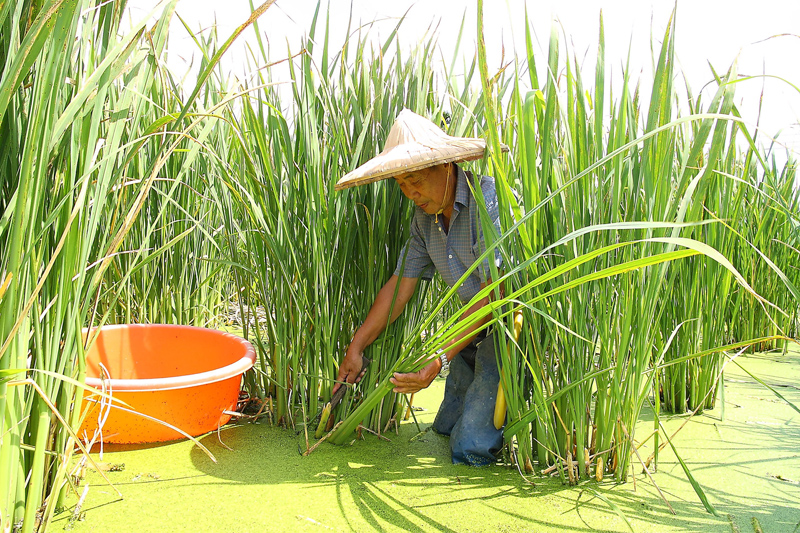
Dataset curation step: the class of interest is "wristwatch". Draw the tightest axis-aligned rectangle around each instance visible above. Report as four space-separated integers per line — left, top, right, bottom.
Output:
437 349 450 378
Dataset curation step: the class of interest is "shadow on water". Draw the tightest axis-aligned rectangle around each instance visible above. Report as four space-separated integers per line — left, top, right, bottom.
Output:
186 421 539 532
183 417 746 533
87 440 184 454
56 346 799 532
183 348 800 532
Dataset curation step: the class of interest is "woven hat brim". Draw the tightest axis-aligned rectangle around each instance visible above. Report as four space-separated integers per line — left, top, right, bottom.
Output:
334 141 488 191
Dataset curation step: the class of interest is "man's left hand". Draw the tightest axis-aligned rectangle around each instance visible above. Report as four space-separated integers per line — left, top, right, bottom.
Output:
390 359 441 394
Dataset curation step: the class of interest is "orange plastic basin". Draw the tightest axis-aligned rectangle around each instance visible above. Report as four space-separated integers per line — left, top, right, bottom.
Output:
79 324 255 444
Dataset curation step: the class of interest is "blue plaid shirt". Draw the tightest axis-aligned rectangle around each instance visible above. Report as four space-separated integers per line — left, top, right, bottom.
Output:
394 165 502 303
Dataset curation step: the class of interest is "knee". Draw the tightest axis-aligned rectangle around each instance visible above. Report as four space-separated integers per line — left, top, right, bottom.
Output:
450 420 503 466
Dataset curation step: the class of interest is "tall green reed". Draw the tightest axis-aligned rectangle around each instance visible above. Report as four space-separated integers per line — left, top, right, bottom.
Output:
2 5 795 531
328 5 797 502
201 5 457 435
488 6 796 492
0 1 274 529
1 2 177 528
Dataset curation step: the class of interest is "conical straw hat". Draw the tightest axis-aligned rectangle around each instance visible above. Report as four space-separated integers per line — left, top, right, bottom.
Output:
334 109 508 191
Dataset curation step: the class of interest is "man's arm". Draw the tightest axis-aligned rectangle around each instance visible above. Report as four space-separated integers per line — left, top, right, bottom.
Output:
389 279 494 394
333 275 419 394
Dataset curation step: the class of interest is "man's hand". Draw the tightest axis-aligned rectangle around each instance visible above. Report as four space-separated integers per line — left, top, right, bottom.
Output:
333 276 419 396
332 350 368 395
390 358 441 394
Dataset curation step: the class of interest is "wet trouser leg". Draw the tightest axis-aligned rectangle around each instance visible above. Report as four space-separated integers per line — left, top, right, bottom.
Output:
432 332 503 466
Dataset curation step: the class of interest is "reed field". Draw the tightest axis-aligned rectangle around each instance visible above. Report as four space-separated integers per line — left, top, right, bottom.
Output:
1 1 798 531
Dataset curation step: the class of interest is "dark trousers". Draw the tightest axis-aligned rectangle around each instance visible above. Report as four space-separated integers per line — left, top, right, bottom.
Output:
432 332 503 466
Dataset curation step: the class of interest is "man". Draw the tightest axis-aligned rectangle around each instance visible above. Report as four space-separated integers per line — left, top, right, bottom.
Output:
332 109 508 466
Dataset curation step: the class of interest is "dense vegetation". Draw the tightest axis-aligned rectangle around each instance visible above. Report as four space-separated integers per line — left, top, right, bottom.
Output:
0 1 797 531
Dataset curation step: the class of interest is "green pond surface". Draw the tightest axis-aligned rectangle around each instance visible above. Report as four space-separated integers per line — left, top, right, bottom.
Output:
52 344 800 532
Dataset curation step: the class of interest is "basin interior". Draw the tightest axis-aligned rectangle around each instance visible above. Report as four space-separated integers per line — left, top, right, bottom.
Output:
86 325 248 381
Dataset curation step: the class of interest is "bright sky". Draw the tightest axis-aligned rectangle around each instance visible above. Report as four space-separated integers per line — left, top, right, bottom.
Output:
128 0 800 158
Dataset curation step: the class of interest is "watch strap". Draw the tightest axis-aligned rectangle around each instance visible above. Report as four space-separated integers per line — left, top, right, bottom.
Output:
437 349 449 377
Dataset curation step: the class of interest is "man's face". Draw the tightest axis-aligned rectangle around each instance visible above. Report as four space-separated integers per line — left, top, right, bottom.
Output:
393 164 449 215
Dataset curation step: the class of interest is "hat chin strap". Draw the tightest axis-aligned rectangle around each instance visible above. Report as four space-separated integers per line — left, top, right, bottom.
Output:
434 164 452 225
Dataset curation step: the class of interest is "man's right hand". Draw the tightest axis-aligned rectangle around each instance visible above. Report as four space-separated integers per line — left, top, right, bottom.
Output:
332 350 368 395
